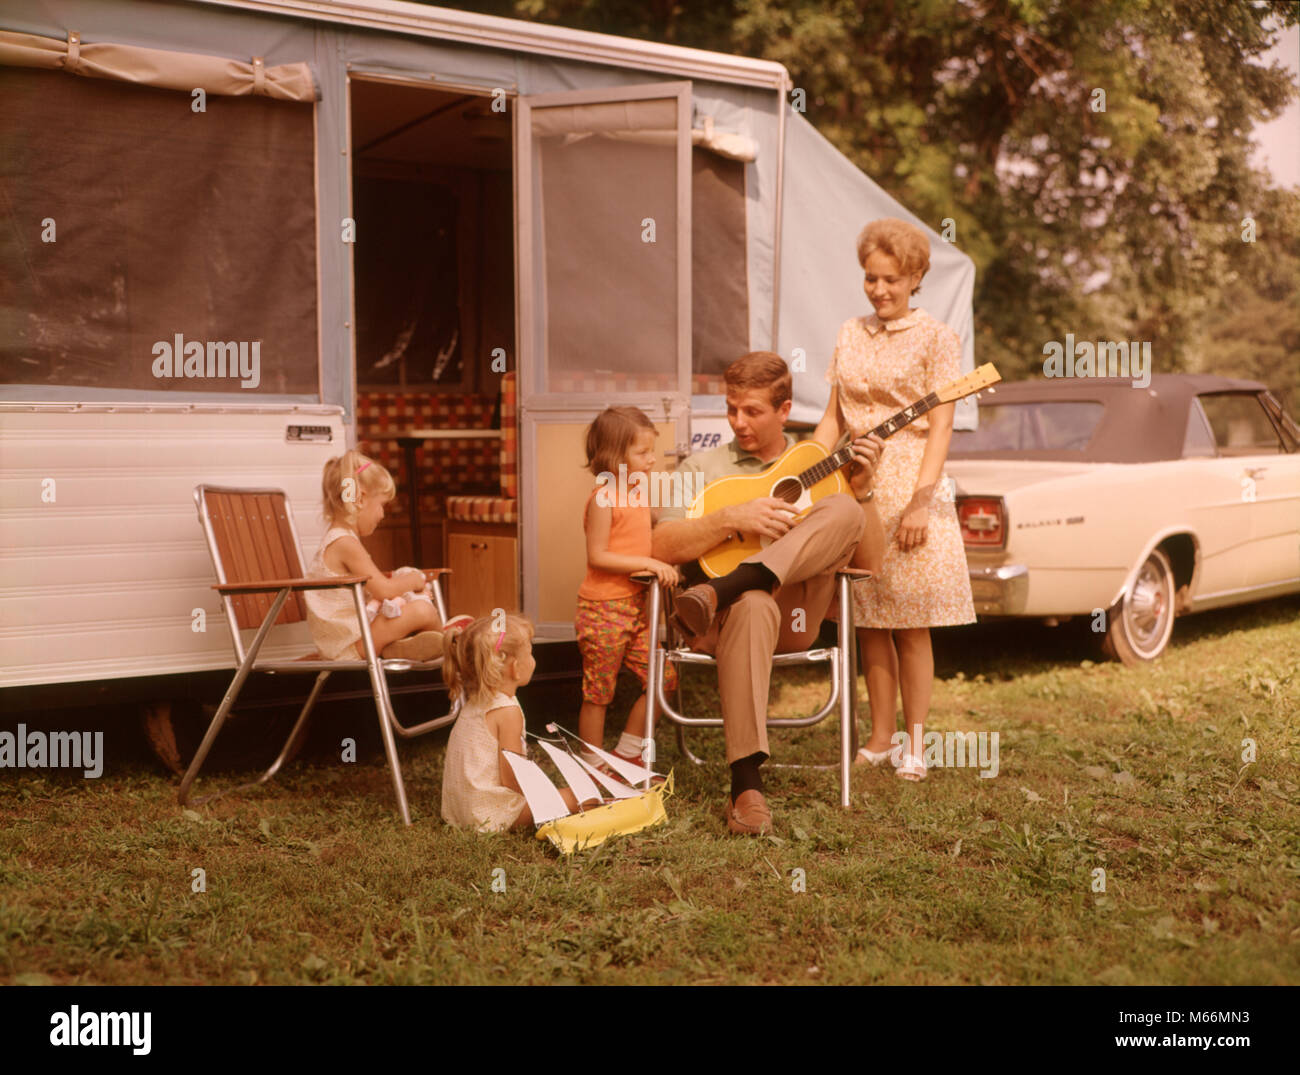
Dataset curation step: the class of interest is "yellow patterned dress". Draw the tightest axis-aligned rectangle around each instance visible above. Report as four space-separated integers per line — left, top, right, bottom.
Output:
827 308 975 629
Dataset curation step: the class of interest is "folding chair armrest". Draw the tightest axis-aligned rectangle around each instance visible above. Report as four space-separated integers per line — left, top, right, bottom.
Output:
629 571 657 586
415 570 452 624
212 576 368 594
836 567 873 580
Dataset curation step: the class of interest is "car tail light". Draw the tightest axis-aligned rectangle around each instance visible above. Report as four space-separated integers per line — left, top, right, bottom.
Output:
958 496 1006 548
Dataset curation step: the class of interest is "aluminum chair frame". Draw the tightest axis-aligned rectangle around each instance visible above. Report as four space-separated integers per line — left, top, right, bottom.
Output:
643 569 870 809
179 484 460 825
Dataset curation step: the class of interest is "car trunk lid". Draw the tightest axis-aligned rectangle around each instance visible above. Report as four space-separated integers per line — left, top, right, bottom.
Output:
947 460 1099 496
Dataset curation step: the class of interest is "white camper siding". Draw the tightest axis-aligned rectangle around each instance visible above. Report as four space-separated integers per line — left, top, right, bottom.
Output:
0 405 345 687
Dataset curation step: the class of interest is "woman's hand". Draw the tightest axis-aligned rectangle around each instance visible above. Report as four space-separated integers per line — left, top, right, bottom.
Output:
896 500 930 550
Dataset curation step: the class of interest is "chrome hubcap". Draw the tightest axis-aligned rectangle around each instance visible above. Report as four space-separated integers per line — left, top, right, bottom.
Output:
1125 558 1170 652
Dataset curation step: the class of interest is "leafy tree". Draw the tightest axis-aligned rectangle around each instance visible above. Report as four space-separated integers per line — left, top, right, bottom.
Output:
1192 184 1300 413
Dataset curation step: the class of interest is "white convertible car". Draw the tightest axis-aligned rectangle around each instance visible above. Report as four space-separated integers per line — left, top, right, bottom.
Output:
946 375 1300 664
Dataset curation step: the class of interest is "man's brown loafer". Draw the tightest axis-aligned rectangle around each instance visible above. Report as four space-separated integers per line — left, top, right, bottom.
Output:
725 789 772 835
671 583 719 639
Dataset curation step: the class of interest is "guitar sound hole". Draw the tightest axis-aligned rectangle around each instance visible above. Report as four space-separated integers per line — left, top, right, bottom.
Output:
771 477 802 503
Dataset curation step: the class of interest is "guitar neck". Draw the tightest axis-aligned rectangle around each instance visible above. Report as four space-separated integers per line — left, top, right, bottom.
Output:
797 392 941 488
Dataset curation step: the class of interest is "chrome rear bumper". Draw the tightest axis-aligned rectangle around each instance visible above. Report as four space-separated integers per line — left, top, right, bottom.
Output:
969 564 1029 615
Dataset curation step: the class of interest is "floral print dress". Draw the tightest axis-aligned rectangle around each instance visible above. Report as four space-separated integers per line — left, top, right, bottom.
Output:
827 308 976 629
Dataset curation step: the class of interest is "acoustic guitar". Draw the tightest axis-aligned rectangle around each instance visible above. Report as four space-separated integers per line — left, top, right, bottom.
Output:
689 363 1002 577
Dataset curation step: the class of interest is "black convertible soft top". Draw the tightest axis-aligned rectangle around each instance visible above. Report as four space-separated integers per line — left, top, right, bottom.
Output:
950 373 1270 463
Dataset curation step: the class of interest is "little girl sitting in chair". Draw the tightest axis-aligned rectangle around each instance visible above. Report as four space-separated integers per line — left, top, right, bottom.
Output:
304 450 448 662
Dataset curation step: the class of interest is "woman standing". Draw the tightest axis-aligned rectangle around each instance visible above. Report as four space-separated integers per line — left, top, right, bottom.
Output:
813 218 975 781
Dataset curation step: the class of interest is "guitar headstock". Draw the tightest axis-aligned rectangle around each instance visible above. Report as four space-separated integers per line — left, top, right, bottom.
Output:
936 362 1001 404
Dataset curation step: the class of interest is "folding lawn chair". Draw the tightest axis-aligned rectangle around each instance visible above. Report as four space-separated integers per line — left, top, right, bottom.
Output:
643 569 871 809
179 484 459 824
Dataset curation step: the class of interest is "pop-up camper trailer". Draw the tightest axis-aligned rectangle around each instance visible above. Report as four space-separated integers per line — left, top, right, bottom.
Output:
0 0 975 716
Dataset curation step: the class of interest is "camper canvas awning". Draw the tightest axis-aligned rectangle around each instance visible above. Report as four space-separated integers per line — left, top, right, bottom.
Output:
0 28 316 99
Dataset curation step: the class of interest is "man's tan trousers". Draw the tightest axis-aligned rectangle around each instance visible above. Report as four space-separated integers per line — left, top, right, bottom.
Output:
689 493 865 763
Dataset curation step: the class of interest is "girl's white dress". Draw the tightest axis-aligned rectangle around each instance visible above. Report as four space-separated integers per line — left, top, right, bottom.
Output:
441 690 528 832
303 525 365 659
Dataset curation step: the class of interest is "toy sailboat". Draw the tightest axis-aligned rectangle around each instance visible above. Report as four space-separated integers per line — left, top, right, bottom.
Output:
503 726 672 854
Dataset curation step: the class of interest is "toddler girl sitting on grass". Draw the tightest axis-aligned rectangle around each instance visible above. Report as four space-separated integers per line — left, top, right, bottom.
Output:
441 613 596 832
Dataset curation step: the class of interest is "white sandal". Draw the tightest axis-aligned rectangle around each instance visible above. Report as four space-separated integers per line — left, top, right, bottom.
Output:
896 754 927 782
854 746 895 767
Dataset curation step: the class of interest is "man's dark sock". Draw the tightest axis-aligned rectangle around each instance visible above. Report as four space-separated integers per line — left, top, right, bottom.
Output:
707 563 778 609
730 752 766 802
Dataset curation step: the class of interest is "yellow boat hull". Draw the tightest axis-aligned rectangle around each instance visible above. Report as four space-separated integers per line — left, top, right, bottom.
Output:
536 772 673 854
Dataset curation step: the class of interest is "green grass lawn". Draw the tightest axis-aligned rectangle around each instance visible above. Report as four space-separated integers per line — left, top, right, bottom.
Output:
3 597 1297 985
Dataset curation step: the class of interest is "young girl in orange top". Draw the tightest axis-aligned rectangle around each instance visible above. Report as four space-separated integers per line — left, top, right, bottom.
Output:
576 407 680 770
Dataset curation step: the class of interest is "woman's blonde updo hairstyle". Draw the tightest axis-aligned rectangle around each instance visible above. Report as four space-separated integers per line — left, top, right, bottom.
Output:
442 612 535 704
321 449 396 526
856 217 931 295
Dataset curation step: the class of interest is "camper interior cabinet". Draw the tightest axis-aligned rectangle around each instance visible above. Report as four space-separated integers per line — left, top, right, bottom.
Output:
446 522 519 618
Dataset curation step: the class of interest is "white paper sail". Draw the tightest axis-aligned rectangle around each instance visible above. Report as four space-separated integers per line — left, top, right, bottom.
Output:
502 751 571 824
537 740 603 806
575 756 641 799
584 741 658 786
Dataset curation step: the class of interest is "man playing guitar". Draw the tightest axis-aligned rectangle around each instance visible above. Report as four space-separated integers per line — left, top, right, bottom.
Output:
652 351 885 835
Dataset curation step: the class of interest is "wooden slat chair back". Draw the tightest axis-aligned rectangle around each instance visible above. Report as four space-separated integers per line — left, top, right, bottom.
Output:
182 484 458 825
201 489 307 630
